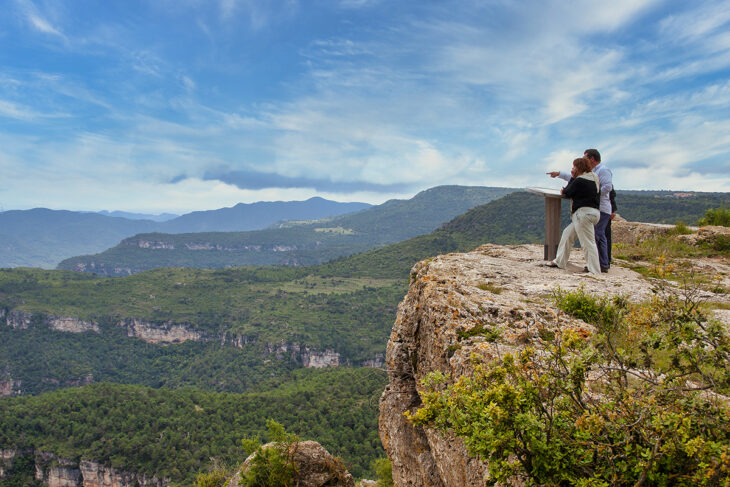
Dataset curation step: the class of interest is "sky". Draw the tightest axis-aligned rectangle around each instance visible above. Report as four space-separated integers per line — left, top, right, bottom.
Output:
1 0 729 213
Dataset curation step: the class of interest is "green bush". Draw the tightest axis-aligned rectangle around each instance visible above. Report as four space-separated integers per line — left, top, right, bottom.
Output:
239 420 299 487
671 221 692 235
372 457 393 487
551 285 626 332
698 207 730 227
194 469 228 487
410 283 730 486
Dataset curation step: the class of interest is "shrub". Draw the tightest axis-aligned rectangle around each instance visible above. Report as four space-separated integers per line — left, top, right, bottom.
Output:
194 470 227 487
671 221 692 235
409 282 730 486
698 207 730 227
239 420 299 487
372 457 393 487
551 285 626 332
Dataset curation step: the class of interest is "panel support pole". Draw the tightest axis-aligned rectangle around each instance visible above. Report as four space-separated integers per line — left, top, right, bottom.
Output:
544 196 562 261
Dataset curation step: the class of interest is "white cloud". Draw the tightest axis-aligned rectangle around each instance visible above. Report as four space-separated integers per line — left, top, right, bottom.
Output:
15 0 66 40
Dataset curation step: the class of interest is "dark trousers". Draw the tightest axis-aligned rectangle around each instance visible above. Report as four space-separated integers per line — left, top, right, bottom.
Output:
606 219 612 262
594 212 611 269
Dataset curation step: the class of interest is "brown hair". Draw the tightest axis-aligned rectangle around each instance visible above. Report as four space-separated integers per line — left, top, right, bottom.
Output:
584 148 601 162
573 157 592 175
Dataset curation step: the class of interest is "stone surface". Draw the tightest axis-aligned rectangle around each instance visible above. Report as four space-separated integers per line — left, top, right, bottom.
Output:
28 452 167 487
47 316 100 334
229 440 354 487
610 216 678 245
118 318 207 344
378 243 729 487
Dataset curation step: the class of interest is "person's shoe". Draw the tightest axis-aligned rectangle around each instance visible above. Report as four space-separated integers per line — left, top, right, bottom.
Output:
546 261 559 268
581 267 590 273
601 268 609 273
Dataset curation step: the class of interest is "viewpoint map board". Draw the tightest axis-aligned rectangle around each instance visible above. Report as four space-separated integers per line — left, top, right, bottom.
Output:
526 187 564 261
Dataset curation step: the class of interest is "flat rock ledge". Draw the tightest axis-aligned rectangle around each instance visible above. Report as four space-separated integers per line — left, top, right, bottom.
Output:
378 243 729 487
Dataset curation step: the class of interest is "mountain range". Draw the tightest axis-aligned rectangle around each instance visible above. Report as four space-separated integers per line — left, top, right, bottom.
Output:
57 186 517 275
0 197 371 269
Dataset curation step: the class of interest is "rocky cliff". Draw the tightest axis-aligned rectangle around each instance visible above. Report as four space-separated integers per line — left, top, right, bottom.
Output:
378 242 730 486
0 450 167 487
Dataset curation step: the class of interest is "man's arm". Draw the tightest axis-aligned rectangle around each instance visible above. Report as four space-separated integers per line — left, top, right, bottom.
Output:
547 171 571 182
597 166 612 196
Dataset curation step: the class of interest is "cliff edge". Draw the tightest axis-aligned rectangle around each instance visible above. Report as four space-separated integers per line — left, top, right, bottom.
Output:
379 242 730 486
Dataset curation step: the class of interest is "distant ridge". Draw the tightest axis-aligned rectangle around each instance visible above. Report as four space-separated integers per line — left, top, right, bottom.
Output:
157 196 371 233
0 198 371 269
98 210 179 222
57 186 517 275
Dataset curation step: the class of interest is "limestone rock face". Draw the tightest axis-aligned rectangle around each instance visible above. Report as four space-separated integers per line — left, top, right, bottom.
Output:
78 459 166 487
29 452 166 487
378 244 730 487
0 367 21 397
302 349 340 368
229 440 354 487
0 449 18 477
4 310 32 329
117 318 208 344
47 316 100 333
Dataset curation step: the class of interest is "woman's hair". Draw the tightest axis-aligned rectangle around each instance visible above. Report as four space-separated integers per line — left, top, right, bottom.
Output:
573 157 592 175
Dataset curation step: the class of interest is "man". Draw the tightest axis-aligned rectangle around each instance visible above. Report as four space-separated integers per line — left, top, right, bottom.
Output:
548 148 613 272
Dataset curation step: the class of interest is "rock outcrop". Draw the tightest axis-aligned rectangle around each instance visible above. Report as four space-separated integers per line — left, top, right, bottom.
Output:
378 243 729 487
2 310 99 333
0 367 21 397
47 316 100 333
3 310 32 329
30 452 167 487
265 342 341 368
0 449 18 477
229 440 354 487
117 318 209 344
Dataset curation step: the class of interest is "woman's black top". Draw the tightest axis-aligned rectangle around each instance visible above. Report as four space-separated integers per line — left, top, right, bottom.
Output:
562 176 599 214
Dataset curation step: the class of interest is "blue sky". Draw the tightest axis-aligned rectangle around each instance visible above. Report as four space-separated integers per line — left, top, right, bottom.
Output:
1 0 729 213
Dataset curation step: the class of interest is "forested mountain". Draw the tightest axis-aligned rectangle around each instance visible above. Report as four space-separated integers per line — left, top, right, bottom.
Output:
0 209 158 269
0 369 386 484
57 186 517 275
157 197 371 233
0 198 370 269
1 190 727 486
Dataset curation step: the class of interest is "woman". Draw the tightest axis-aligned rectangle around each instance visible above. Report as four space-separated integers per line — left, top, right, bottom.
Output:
548 157 601 275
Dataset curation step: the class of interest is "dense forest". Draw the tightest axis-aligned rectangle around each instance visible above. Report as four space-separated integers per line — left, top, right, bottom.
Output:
0 368 386 484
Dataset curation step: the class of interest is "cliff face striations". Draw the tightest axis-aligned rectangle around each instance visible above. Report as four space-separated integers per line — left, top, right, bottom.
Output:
378 243 730 486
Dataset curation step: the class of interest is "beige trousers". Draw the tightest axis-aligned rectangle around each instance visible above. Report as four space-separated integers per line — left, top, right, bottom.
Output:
553 206 601 275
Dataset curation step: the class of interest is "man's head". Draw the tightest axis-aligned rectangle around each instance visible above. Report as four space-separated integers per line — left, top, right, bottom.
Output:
584 149 601 168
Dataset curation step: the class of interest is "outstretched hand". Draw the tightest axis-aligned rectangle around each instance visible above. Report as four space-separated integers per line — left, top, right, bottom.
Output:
547 171 560 178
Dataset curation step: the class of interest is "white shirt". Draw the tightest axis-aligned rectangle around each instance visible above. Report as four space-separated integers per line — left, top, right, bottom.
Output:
558 164 613 214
